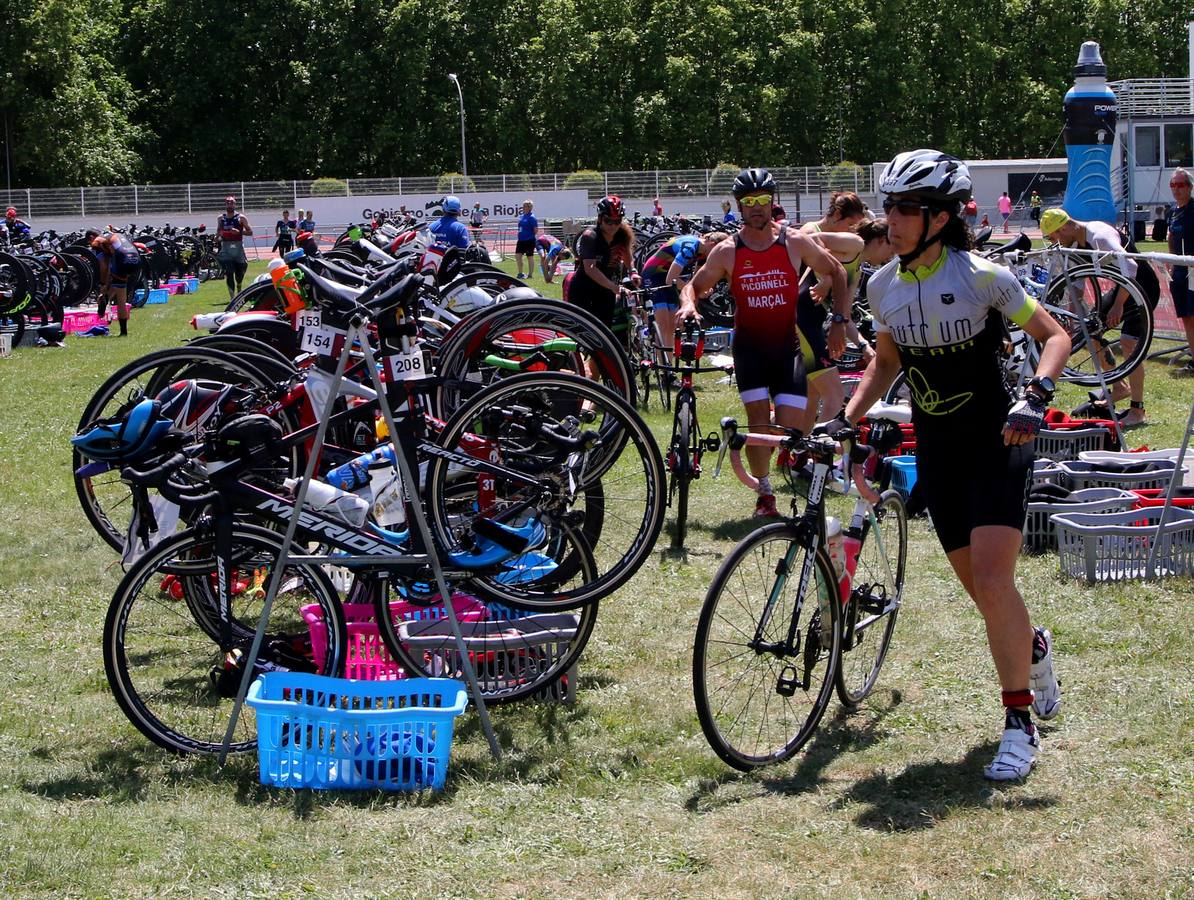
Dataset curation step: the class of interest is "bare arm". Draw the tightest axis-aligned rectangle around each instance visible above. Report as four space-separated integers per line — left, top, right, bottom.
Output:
581 258 621 293
678 241 733 321
843 332 902 425
239 215 253 237
789 230 849 354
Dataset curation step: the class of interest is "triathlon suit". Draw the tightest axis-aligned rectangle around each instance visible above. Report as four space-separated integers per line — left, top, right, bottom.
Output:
796 222 862 377
868 247 1039 552
730 226 808 410
566 226 630 327
1074 221 1157 340
273 218 295 254
642 235 700 311
217 212 249 292
99 234 143 286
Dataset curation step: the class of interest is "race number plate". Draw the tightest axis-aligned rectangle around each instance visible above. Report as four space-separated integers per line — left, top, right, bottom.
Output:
384 347 427 381
296 310 346 357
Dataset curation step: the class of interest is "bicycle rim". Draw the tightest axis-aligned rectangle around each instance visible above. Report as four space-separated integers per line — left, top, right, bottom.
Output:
693 522 840 770
103 525 345 755
836 491 906 707
1045 266 1153 386
671 399 692 548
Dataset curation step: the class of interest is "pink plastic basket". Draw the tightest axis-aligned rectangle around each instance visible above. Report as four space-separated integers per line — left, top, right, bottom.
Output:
302 594 488 681
61 309 113 333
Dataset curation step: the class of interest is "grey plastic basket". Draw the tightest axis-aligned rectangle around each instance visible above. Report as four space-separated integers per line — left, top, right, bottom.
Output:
1023 487 1137 553
1033 426 1110 462
1032 459 1064 489
398 613 580 704
1058 460 1185 492
1051 507 1194 582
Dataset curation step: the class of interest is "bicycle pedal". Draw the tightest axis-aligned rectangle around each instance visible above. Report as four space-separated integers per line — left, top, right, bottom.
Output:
775 665 802 697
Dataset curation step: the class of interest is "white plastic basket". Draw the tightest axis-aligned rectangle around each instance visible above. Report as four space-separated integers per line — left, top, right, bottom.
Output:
1079 449 1194 487
1051 507 1194 582
1058 460 1185 492
1033 426 1110 462
1023 488 1137 553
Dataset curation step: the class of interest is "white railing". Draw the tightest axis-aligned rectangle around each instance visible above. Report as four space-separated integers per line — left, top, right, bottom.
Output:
1109 78 1194 117
0 166 875 221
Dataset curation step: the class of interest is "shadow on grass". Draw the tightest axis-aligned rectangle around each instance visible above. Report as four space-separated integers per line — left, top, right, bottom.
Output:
684 691 901 814
838 739 1059 832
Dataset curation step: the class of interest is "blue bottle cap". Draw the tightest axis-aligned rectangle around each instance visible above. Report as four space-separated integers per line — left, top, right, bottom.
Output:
284 247 306 263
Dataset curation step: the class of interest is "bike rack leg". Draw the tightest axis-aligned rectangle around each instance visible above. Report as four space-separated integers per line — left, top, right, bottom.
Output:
1063 261 1125 449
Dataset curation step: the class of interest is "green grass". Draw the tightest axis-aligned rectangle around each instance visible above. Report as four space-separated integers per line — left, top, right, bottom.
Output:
0 260 1191 897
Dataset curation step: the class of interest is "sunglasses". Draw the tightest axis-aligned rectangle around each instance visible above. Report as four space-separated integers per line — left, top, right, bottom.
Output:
739 194 773 207
600 213 623 223
1172 181 1191 188
882 198 930 216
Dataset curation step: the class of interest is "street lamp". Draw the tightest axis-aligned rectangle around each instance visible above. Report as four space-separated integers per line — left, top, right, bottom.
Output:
447 73 468 183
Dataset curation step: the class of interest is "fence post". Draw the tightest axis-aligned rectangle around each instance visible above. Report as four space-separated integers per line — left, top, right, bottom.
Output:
706 169 711 197
654 169 659 198
187 183 192 214
134 184 139 217
240 182 245 208
345 178 351 197
81 187 85 217
604 172 608 195
554 173 559 191
293 180 298 207
503 174 507 192
26 188 31 217
398 177 402 195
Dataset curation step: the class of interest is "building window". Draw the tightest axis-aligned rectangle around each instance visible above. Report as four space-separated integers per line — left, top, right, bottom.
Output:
1164 123 1193 168
1135 126 1160 167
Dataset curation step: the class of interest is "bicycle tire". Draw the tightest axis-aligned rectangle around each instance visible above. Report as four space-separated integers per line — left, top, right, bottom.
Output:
103 523 346 755
0 313 25 350
187 333 299 383
433 298 635 418
74 347 278 552
375 548 600 704
670 396 693 548
1042 264 1153 386
226 279 282 313
424 372 665 610
693 522 841 771
835 490 906 707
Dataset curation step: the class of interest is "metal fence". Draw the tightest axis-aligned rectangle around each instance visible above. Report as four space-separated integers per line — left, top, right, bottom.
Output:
0 166 875 220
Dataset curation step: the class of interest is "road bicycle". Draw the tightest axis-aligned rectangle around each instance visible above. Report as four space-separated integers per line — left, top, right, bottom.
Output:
692 418 907 770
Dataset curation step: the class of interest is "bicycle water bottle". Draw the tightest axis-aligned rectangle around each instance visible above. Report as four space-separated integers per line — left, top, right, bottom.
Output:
322 443 410 527
826 517 849 604
1061 41 1118 225
283 477 370 527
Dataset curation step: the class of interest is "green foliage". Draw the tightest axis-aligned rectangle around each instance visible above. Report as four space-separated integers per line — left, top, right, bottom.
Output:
4 0 1192 186
437 173 477 193
708 164 741 196
562 169 605 197
309 178 349 197
825 161 866 193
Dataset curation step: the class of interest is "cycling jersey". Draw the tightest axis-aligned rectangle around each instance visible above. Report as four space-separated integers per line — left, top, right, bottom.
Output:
1077 220 1137 279
568 226 631 326
3 218 30 238
642 235 700 286
536 234 564 259
428 214 471 249
219 213 244 242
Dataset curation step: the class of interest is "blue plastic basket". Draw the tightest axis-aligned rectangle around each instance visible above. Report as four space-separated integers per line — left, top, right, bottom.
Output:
246 673 467 791
889 456 918 499
134 287 169 305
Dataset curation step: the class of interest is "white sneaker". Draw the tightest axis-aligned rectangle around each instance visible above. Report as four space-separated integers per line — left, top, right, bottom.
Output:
1030 627 1062 720
984 726 1039 781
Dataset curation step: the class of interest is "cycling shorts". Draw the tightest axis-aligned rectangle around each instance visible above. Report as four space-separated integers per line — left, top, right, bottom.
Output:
914 434 1033 553
643 275 679 310
564 275 616 327
795 289 836 377
1172 280 1194 318
110 252 142 285
732 338 808 410
1100 286 1158 340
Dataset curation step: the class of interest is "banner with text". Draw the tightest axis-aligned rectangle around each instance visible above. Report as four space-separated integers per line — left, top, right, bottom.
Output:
295 190 590 223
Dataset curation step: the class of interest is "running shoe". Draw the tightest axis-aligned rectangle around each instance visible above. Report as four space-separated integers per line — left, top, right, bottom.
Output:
1030 627 1062 720
984 724 1039 781
753 493 781 518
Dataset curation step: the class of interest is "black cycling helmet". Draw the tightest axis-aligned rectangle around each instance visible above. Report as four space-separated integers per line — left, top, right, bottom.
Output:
732 168 776 199
596 195 625 220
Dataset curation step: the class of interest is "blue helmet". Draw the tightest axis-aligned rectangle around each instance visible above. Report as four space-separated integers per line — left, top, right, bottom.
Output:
72 399 174 462
442 196 462 214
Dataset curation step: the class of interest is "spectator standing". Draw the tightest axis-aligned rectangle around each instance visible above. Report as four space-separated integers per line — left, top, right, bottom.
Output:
653 197 664 216
515 199 538 279
998 191 1013 233
428 196 471 249
469 202 487 241
963 197 978 230
721 200 737 224
1166 168 1194 374
298 209 315 232
1029 190 1042 226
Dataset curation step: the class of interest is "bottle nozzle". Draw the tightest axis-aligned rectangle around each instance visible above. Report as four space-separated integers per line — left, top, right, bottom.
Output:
1073 41 1107 77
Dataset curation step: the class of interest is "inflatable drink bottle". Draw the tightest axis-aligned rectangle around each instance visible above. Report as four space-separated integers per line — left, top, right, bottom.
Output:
1061 41 1118 225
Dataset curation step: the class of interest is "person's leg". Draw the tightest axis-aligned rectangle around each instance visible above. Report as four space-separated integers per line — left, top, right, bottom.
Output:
1183 316 1194 368
962 526 1033 693
234 259 248 294
654 303 676 368
224 259 237 299
113 286 130 336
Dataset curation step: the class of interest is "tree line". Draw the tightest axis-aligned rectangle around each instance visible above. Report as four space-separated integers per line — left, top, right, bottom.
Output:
1 0 1188 188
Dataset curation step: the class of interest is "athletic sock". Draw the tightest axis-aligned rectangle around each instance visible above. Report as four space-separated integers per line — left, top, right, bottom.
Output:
118 318 128 337
757 475 773 496
1031 627 1049 664
1005 706 1035 735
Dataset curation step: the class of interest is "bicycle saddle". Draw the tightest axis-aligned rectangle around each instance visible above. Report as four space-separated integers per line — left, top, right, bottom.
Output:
863 400 913 424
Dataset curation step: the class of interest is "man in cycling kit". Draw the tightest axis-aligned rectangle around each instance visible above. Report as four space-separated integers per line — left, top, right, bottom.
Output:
1041 207 1157 428
3 207 31 242
642 231 730 365
535 232 572 282
837 150 1069 781
216 195 252 300
88 229 143 336
429 196 471 249
678 168 848 518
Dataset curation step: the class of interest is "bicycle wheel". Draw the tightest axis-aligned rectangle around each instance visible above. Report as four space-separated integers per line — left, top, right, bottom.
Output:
374 542 600 703
1043 264 1153 386
669 395 693 548
74 347 279 552
425 372 666 610
693 522 841 770
835 490 906 707
187 333 299 383
103 524 346 755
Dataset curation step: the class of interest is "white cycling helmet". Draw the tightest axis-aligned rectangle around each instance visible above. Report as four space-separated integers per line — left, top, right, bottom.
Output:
879 149 972 208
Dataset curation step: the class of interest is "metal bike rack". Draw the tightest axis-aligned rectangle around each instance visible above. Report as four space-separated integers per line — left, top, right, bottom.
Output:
217 307 502 764
1145 399 1194 580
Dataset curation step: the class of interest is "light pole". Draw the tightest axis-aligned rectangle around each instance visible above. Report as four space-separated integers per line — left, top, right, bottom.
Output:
447 73 468 184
